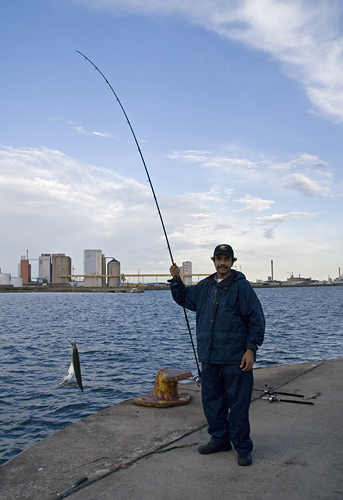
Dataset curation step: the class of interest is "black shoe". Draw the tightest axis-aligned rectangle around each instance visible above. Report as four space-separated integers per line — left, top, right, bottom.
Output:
237 452 252 466
198 442 232 454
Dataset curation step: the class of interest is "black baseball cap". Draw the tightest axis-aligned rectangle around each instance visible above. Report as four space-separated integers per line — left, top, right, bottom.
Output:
213 244 234 258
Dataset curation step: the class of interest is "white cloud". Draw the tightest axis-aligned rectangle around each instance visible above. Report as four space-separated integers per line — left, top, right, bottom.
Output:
74 125 117 139
168 216 236 248
169 150 265 180
168 150 210 162
169 150 334 197
91 131 117 138
0 147 239 275
181 186 232 205
263 227 276 239
1 146 339 280
282 173 331 197
234 195 275 212
203 157 258 170
220 1 343 122
0 147 158 268
75 0 343 122
256 211 317 224
270 153 331 175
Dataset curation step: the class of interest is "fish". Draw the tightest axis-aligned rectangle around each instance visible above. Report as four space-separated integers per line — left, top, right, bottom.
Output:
58 341 83 392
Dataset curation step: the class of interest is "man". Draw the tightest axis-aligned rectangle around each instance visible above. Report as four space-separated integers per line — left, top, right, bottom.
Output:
169 244 265 466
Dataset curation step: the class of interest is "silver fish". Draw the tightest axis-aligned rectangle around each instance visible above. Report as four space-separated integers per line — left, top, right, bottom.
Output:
58 341 83 392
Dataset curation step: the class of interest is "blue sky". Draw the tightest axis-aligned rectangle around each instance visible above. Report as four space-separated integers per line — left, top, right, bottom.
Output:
1 0 342 282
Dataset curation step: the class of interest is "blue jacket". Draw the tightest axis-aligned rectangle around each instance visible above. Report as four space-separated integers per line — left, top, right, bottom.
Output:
170 271 265 364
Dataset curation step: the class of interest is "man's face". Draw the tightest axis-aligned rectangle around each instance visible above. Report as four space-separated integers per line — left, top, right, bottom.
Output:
213 254 233 279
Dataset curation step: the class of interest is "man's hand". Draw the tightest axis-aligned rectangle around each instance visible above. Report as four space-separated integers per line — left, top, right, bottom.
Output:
170 264 180 279
240 349 254 372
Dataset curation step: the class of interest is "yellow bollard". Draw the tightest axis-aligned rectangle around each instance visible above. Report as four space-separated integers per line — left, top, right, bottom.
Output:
135 368 192 408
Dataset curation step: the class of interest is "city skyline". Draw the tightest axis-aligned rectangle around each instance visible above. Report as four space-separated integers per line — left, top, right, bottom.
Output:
2 249 341 284
1 1 343 282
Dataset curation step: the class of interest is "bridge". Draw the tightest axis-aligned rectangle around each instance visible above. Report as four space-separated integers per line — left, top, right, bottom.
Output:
62 273 210 284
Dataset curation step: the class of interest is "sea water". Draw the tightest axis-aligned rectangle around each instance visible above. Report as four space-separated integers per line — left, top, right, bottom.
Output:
0 286 342 465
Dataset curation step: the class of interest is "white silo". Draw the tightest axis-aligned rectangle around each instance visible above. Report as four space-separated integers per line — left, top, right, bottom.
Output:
0 273 11 286
11 277 23 287
39 254 51 282
51 254 71 284
182 261 192 286
107 259 121 287
84 249 103 287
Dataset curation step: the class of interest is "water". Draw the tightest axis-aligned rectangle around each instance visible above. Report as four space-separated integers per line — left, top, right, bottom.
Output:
0 287 342 465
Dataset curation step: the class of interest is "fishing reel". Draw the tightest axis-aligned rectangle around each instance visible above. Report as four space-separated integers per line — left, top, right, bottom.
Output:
193 375 201 387
257 384 305 398
256 384 313 405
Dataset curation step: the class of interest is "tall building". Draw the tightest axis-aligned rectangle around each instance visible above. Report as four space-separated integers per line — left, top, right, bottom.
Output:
51 254 71 284
84 249 104 287
39 254 52 282
38 253 71 284
182 261 192 286
107 258 121 287
19 256 31 285
102 254 106 287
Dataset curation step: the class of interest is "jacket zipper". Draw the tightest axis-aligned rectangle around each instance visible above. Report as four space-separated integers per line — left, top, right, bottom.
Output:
209 285 221 353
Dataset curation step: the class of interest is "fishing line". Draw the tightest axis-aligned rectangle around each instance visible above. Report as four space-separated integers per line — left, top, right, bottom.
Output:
76 50 201 380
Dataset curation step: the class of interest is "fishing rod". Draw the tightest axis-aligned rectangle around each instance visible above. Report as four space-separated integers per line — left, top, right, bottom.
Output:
255 385 314 405
265 395 313 405
254 385 305 398
76 50 201 381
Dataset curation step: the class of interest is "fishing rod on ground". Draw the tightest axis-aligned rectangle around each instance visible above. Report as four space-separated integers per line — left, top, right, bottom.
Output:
76 50 201 383
254 385 305 398
254 385 314 405
265 394 313 405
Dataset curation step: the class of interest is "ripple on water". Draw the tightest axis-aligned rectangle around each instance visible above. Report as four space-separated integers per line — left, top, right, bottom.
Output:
0 287 342 465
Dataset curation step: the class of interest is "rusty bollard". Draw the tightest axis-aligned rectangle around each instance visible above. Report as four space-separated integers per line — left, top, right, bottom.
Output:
135 368 192 408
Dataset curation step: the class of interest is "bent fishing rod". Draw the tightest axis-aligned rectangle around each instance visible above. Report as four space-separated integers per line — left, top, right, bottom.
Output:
76 50 201 381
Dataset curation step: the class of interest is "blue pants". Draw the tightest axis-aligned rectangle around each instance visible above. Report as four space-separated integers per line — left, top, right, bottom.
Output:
201 363 253 454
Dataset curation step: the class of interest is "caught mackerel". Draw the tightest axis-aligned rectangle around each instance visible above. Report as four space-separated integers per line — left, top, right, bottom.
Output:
58 341 83 392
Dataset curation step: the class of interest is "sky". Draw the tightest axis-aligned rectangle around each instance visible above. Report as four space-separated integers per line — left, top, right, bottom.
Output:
1 0 343 282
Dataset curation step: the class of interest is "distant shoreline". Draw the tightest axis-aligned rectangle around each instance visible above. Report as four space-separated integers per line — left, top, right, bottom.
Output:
1 282 342 293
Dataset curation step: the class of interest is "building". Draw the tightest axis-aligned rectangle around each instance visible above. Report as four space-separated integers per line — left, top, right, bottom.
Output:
107 258 121 287
37 253 71 285
182 261 192 286
51 254 71 284
19 256 31 285
84 249 104 287
0 273 22 288
287 273 312 283
39 254 52 282
0 273 12 288
333 267 343 283
11 277 23 287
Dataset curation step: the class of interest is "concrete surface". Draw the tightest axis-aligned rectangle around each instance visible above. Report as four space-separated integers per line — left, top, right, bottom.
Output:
1 359 342 500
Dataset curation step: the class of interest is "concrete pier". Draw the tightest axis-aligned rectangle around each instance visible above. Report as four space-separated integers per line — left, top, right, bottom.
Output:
1 359 342 499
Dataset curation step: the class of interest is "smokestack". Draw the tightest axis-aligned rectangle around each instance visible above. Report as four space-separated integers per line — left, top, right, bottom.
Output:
271 260 274 281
